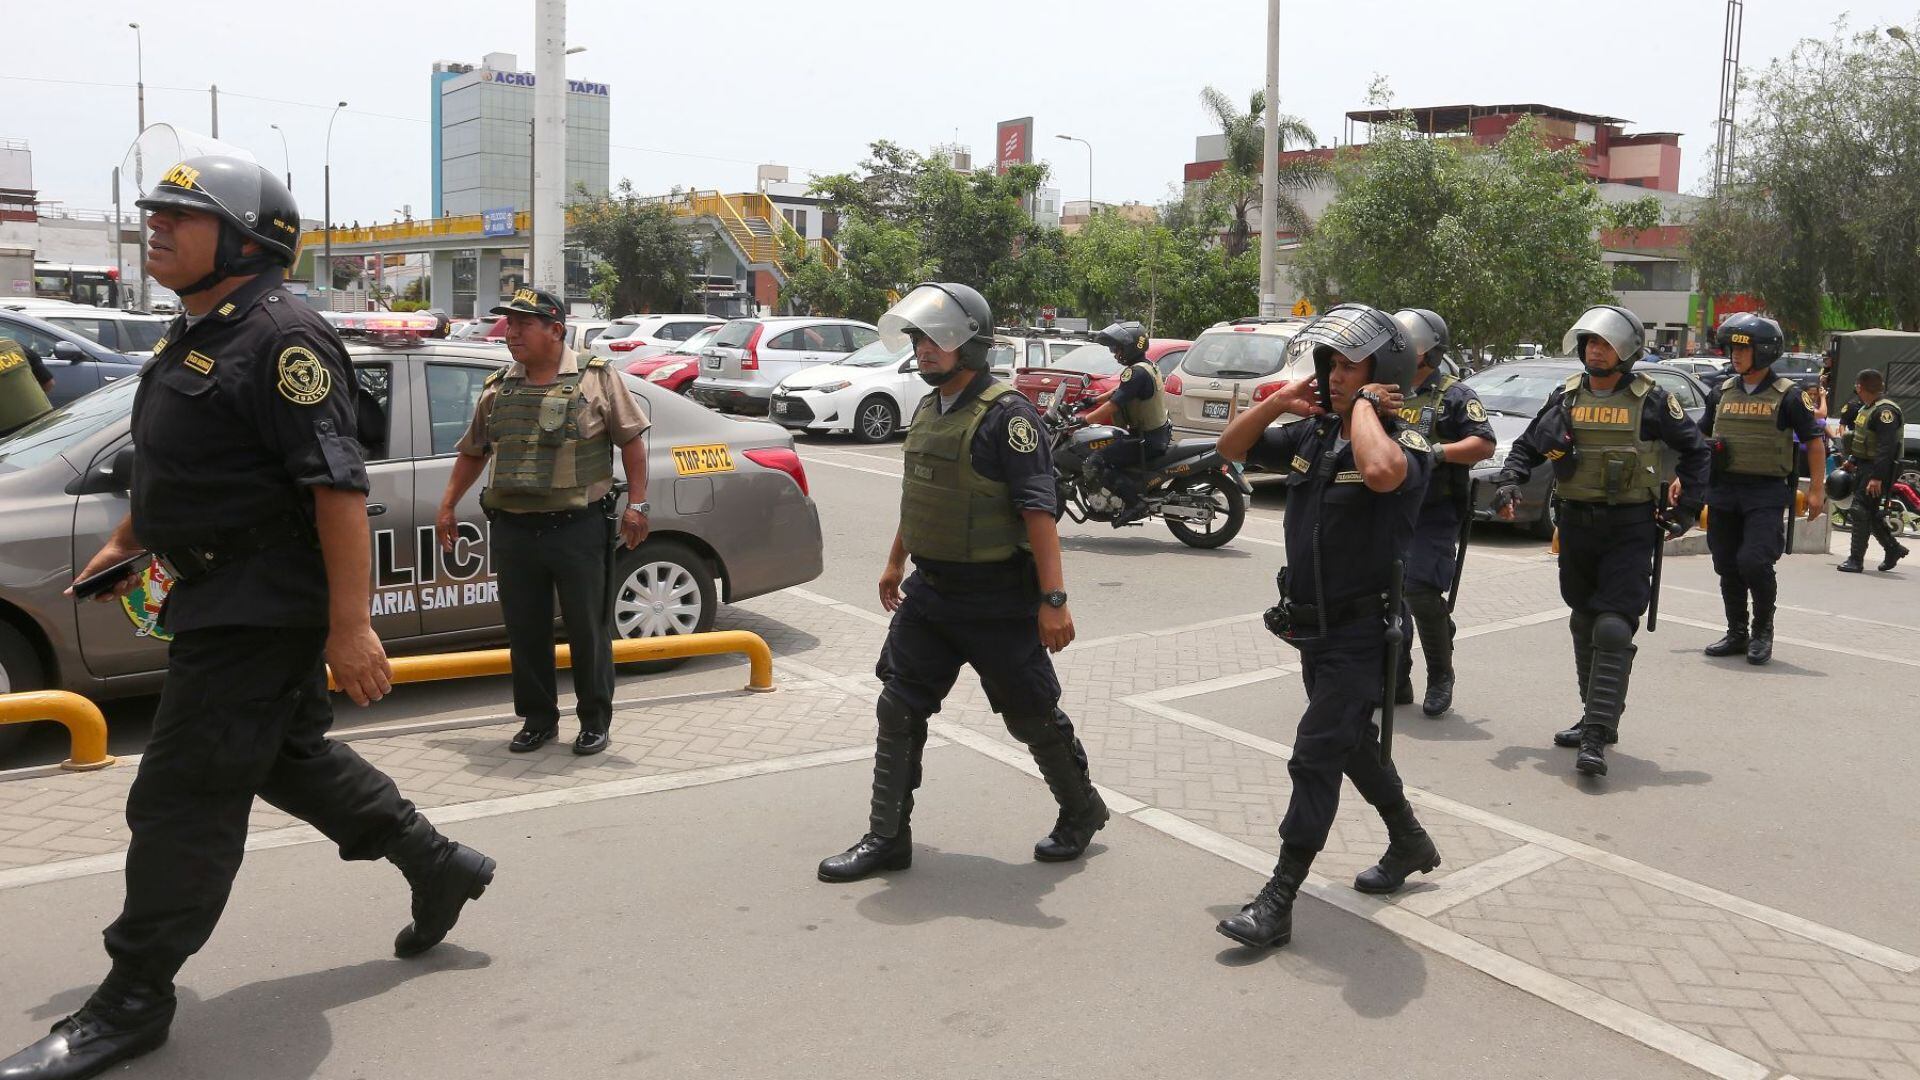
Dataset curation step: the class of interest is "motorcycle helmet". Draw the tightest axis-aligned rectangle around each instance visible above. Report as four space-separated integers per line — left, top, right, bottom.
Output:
136 155 300 296
1092 320 1150 365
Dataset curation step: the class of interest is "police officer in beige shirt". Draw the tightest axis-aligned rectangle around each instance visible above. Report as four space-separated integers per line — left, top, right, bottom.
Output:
437 286 650 756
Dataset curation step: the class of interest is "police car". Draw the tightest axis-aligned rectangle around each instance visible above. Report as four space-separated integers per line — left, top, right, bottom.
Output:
0 310 824 712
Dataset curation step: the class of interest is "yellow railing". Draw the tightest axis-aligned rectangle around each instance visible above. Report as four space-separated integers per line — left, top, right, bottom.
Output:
328 631 776 694
300 211 534 250
0 691 115 772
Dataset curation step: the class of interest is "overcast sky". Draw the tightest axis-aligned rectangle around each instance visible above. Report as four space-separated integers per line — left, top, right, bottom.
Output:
11 1 1915 225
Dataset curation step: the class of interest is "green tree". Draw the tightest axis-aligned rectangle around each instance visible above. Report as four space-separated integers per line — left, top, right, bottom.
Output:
1056 207 1257 337
1291 115 1659 355
570 180 701 316
1197 87 1323 260
781 214 928 323
1690 20 1920 334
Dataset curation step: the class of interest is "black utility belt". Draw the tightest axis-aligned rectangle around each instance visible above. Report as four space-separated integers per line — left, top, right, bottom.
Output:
915 557 1035 594
156 515 316 584
1264 590 1388 642
1556 499 1655 526
487 496 616 525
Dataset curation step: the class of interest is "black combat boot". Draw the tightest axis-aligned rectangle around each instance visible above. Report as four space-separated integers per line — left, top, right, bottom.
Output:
1217 846 1315 948
1839 535 1868 573
1880 543 1910 572
1703 578 1748 657
1575 614 1636 778
386 816 497 959
1408 589 1455 717
819 698 925 882
0 975 175 1080
1746 581 1776 666
1026 721 1110 862
1554 610 1608 748
1353 801 1442 894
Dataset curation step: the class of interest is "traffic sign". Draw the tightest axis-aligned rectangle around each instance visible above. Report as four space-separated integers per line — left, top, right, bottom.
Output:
1292 298 1316 318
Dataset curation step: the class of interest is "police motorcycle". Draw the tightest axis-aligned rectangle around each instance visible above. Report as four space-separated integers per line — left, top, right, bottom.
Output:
1040 380 1250 548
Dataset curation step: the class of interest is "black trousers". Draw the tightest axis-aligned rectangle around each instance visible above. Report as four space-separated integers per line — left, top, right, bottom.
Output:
1279 618 1408 853
1707 482 1788 605
492 509 617 735
1556 504 1658 619
103 626 415 987
1848 483 1906 560
876 584 1062 719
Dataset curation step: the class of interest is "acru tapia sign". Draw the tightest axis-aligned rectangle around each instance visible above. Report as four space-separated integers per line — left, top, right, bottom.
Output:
480 69 610 96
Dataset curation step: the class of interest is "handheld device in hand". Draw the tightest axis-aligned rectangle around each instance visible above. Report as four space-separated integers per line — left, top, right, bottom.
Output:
72 552 152 600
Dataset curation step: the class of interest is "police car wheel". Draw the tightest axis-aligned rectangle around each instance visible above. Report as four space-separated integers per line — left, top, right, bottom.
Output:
854 396 899 443
0 622 44 696
611 540 718 674
1164 476 1245 549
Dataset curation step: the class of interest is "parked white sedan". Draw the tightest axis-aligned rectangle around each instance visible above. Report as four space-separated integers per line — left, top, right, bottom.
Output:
767 339 1019 442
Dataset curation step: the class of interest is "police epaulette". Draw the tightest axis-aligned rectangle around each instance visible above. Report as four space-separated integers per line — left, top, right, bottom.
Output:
584 356 607 369
1773 377 1794 394
484 368 505 387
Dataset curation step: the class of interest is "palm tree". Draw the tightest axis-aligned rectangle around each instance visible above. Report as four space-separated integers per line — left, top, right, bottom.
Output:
1199 86 1324 259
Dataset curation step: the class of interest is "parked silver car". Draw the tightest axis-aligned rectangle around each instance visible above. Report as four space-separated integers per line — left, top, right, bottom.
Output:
690 317 879 416
0 341 824 705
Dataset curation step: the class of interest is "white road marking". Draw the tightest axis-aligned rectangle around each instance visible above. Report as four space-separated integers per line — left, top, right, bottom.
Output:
1396 842 1567 917
1661 614 1920 670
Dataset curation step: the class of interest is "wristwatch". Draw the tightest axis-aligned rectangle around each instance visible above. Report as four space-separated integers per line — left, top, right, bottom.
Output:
1042 590 1069 608
627 500 650 516
1357 390 1385 410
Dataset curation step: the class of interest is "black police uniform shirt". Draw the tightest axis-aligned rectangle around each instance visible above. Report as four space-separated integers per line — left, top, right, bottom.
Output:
1245 413 1434 606
902 372 1058 619
130 271 370 633
1410 372 1495 498
1698 377 1822 505
1503 377 1711 508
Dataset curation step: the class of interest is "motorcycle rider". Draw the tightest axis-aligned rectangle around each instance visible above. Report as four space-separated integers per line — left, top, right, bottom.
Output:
1077 320 1173 526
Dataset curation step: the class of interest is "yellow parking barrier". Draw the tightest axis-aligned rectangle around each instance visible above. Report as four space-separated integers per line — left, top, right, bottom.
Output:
0 690 116 771
329 631 776 695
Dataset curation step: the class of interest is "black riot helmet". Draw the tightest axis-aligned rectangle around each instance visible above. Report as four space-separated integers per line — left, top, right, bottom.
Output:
1715 312 1786 370
1291 303 1419 411
878 282 997 371
1826 468 1856 501
1092 320 1150 365
137 156 301 296
1391 308 1450 368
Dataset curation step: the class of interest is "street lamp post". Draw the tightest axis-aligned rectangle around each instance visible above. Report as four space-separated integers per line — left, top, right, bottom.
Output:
269 123 291 191
1055 134 1092 223
129 22 148 310
324 101 347 311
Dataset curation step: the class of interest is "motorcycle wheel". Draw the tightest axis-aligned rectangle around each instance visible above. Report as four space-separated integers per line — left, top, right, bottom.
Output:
1164 474 1246 549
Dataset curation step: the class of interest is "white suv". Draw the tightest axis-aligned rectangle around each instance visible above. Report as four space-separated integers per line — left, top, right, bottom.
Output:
1167 316 1310 439
589 313 724 361
690 317 879 416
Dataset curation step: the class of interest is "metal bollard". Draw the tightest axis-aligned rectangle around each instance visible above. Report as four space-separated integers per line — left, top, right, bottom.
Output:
0 690 116 771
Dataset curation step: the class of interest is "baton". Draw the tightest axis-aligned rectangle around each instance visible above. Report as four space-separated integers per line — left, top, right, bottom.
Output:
1448 478 1475 614
1381 557 1406 763
1650 489 1667 633
1785 477 1798 556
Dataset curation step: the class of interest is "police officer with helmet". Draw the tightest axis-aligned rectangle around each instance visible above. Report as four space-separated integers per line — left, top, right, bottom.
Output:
1076 319 1173 525
1834 368 1909 573
1212 304 1443 950
1389 308 1495 716
1489 305 1710 778
0 334 55 436
819 282 1109 883
436 285 651 756
1690 313 1825 664
1 156 495 1080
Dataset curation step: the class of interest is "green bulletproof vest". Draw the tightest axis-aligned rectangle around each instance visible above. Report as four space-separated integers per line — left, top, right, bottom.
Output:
0 337 52 432
1713 377 1797 479
899 382 1028 563
1118 361 1169 434
1850 399 1905 461
481 364 613 512
1557 374 1663 505
1395 372 1458 438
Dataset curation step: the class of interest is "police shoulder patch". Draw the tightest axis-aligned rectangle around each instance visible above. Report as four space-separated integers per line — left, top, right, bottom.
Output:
1465 398 1488 423
1667 393 1685 420
1397 428 1431 453
275 346 332 406
1801 390 1817 412
1007 415 1040 453
1880 407 1897 425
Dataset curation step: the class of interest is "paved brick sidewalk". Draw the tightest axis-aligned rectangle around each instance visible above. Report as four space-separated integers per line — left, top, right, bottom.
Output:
5 554 1919 1080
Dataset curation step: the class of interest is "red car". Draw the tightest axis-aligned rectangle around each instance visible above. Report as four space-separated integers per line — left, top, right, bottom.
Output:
624 325 721 394
1012 338 1192 410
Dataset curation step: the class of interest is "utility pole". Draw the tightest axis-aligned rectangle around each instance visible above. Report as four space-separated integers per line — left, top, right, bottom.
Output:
112 167 124 310
210 84 219 137
1713 0 1745 195
1258 0 1281 317
531 0 568 297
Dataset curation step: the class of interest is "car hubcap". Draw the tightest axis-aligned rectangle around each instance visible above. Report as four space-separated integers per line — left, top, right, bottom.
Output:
862 404 891 439
614 561 702 637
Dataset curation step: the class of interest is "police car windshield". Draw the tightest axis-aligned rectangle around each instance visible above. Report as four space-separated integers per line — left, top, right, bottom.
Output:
836 340 913 368
0 375 138 472
1462 365 1567 416
1181 331 1292 379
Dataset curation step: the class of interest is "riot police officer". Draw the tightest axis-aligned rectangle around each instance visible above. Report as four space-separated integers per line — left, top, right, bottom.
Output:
1078 319 1172 525
0 157 495 1080
436 286 651 756
1212 304 1441 950
0 334 54 436
1835 368 1908 573
1693 314 1825 663
819 282 1107 882
1389 309 1495 715
1489 305 1710 777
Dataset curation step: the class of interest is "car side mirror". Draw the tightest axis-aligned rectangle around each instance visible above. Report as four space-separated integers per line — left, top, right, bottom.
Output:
899 359 915 373
52 341 87 364
76 445 136 495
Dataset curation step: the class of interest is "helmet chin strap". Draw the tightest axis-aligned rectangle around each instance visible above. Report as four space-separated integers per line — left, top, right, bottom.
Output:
173 223 281 297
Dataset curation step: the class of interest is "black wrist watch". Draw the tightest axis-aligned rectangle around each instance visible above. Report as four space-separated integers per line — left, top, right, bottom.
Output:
1042 590 1069 609
1357 390 1384 410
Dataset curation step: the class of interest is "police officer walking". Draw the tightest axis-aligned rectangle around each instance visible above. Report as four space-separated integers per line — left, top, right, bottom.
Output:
0 334 55 436
818 282 1107 882
1692 314 1825 663
436 286 650 756
1212 304 1442 950
1389 309 1495 715
0 157 494 1080
1489 306 1710 777
1077 320 1172 525
1834 368 1909 573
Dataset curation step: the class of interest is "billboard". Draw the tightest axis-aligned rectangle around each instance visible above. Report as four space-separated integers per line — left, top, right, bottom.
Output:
996 117 1034 174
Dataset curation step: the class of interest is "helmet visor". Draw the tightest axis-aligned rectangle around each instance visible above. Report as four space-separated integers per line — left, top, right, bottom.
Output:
1296 304 1393 365
1562 307 1643 363
878 284 981 353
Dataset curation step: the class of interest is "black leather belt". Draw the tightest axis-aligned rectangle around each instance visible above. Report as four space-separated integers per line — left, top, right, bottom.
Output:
1285 592 1386 628
155 514 315 584
487 495 617 525
1557 500 1654 526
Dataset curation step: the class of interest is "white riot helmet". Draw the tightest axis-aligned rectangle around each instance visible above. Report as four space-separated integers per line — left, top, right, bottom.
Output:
1563 305 1646 377
878 282 996 371
1392 308 1449 368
